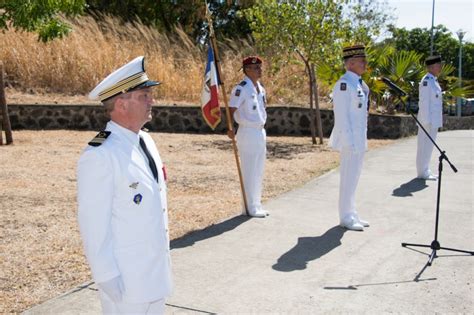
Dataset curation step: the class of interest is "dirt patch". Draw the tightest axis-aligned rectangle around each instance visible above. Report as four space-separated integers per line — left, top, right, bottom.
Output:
0 130 393 313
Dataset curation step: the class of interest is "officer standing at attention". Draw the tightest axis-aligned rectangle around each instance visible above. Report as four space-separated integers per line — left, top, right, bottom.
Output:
77 56 172 314
228 56 268 218
416 55 443 180
329 44 370 231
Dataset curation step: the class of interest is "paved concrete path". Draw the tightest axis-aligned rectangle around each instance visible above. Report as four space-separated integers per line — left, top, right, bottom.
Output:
24 130 474 314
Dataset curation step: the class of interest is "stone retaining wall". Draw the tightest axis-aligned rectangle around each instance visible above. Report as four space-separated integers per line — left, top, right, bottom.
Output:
6 104 473 139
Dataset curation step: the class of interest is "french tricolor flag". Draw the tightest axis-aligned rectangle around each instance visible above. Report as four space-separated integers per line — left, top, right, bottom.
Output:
201 45 221 130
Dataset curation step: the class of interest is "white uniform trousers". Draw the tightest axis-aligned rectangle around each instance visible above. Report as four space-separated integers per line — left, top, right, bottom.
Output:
236 126 266 214
99 290 165 315
416 123 438 177
338 149 365 223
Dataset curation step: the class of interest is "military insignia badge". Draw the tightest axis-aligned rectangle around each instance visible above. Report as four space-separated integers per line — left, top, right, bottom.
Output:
235 89 241 97
340 83 347 91
133 193 143 205
239 80 247 86
423 81 428 86
88 131 111 147
358 103 362 108
253 105 257 110
129 182 139 189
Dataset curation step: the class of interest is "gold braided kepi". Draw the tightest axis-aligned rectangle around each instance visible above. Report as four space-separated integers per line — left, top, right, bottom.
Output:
342 44 366 60
425 55 442 66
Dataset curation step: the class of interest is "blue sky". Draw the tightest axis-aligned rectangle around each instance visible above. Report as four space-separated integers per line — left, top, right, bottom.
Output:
386 0 473 42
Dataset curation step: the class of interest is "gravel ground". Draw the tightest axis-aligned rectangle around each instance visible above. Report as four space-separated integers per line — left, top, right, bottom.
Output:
0 130 392 313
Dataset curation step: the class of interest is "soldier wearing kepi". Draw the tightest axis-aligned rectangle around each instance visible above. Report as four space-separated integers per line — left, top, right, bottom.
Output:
228 56 268 218
329 44 370 231
77 56 172 314
416 55 443 180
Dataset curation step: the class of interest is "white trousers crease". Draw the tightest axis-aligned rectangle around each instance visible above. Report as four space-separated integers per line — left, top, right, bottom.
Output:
338 149 365 222
416 123 438 177
236 126 266 214
99 290 165 315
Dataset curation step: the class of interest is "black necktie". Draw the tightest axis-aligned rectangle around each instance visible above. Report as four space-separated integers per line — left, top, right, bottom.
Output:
359 78 369 110
139 136 159 183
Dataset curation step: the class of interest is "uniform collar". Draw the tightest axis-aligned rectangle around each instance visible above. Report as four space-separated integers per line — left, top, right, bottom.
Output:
244 75 262 91
345 70 361 81
426 72 437 80
344 70 363 86
243 75 253 86
107 120 141 146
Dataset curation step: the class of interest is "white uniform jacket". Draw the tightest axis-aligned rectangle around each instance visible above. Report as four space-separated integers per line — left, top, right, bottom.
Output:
229 75 267 127
417 72 443 129
329 71 369 152
77 121 172 304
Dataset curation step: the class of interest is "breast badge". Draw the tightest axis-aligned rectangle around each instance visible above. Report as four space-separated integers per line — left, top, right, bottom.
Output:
340 83 347 91
129 182 139 189
133 193 143 205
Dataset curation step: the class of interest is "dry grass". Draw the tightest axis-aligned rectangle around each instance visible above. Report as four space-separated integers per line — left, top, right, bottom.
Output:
0 15 327 106
0 130 393 313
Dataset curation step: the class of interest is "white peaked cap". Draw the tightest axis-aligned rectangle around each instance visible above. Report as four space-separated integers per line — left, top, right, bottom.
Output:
88 56 160 102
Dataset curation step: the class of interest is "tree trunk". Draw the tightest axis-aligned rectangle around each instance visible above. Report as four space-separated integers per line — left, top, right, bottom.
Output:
307 63 317 145
0 61 13 145
311 64 324 144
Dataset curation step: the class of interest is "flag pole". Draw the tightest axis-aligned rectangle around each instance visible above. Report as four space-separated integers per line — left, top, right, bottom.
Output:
205 4 249 216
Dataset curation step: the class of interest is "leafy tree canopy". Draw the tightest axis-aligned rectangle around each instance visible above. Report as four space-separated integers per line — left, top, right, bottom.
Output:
0 0 86 42
85 0 255 43
244 0 347 68
343 0 394 43
383 24 474 80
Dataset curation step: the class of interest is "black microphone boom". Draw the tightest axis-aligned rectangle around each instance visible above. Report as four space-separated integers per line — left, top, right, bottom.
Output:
380 77 407 96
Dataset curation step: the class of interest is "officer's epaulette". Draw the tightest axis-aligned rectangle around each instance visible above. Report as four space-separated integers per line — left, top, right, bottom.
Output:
88 131 111 147
239 80 247 87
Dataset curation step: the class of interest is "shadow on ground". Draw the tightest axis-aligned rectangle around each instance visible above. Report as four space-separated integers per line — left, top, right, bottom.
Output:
191 139 323 160
171 215 250 250
272 225 346 272
392 178 428 197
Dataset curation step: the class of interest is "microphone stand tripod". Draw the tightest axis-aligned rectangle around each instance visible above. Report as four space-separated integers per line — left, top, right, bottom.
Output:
395 93 474 266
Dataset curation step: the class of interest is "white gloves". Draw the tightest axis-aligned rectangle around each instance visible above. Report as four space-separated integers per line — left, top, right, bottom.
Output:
98 276 123 303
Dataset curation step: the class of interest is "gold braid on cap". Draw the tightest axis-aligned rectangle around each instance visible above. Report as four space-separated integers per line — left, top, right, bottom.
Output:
98 72 149 101
343 48 366 58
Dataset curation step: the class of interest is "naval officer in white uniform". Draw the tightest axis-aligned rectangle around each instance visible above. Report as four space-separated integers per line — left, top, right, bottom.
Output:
416 55 443 180
228 56 268 218
329 45 370 231
77 56 172 314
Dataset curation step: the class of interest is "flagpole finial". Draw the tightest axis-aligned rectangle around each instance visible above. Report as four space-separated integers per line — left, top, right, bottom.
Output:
205 2 215 38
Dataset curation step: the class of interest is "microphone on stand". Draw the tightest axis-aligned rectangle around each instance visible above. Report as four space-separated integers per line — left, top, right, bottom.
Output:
379 77 407 96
